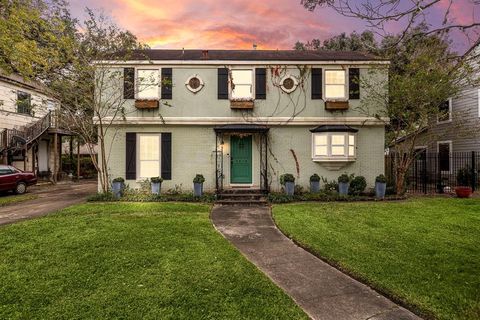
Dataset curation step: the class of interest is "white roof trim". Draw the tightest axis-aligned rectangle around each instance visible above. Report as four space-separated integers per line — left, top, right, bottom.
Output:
94 116 389 126
94 60 390 66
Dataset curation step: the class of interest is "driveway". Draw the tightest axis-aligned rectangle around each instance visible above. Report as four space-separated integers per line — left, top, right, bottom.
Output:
211 205 421 320
0 180 96 226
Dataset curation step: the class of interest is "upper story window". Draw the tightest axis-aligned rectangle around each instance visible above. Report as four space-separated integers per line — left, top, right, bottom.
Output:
17 91 32 115
231 69 253 99
310 125 358 162
137 69 159 99
437 98 452 123
324 70 346 100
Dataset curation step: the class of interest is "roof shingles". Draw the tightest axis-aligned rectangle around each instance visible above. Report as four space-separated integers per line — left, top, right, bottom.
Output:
113 49 386 62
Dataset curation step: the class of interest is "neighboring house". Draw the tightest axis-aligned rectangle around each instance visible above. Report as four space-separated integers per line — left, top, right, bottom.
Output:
0 72 71 180
98 49 389 192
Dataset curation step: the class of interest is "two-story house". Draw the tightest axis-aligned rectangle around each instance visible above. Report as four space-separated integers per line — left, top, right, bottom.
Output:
98 50 389 193
0 71 70 181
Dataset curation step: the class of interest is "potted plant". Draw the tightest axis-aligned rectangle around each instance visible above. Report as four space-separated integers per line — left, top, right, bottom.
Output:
111 177 125 199
193 174 205 197
455 167 474 198
310 174 321 193
150 176 163 195
337 173 350 196
375 174 387 199
280 174 295 196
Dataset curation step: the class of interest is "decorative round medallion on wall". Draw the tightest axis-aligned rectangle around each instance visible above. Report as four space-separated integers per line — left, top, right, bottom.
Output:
185 75 204 93
280 75 298 93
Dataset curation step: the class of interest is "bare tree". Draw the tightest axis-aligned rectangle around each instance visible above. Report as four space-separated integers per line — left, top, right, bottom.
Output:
301 0 480 46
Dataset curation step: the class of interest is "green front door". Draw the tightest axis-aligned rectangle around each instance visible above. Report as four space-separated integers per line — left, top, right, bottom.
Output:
230 135 252 184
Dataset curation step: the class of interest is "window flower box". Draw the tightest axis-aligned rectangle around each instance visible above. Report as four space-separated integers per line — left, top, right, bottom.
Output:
135 99 159 109
325 101 349 111
230 99 254 109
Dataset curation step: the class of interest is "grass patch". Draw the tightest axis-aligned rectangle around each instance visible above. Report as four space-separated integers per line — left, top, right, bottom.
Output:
0 194 38 207
0 202 307 319
272 198 480 320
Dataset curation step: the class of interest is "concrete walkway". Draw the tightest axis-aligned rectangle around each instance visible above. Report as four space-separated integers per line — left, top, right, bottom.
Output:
0 181 96 226
211 205 421 320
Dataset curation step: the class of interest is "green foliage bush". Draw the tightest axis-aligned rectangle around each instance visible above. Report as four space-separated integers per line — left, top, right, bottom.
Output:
280 174 295 185
309 174 321 182
338 173 351 183
88 191 215 203
349 176 367 195
112 177 125 183
193 174 205 184
150 177 163 183
375 174 387 183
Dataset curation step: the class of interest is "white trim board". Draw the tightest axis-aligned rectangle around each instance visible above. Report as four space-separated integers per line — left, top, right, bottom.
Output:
94 60 390 66
97 116 389 126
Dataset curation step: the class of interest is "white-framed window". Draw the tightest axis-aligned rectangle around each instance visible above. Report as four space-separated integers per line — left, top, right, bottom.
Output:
231 69 253 99
324 70 346 100
137 69 159 99
137 134 161 179
437 98 452 123
437 140 452 173
312 132 356 160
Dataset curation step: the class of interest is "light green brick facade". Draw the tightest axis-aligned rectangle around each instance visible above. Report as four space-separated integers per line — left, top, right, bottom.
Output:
98 56 388 193
103 124 385 192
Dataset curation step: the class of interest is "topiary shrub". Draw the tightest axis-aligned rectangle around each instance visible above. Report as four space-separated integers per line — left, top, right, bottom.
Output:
349 176 367 195
280 173 295 185
310 174 321 182
193 174 205 184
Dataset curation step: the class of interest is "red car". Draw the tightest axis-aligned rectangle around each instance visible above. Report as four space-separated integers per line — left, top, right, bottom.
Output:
0 165 37 194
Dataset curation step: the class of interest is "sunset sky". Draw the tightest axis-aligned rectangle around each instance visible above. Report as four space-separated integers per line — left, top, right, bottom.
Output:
69 0 479 53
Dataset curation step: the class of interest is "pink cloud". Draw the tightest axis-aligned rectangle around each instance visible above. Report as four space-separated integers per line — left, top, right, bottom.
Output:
69 0 349 49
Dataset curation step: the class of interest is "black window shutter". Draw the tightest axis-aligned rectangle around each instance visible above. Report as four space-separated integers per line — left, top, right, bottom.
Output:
161 133 172 180
125 132 136 180
123 68 135 99
349 68 360 100
161 68 172 100
311 68 322 99
255 68 266 99
218 68 229 99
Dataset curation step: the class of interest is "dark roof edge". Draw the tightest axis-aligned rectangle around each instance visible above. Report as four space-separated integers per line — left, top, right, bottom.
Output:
309 125 359 133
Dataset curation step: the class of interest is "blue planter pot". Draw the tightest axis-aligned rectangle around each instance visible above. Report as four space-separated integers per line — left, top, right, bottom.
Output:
151 182 161 195
338 182 349 196
194 183 203 197
285 182 295 196
375 182 386 199
112 182 124 199
310 181 320 193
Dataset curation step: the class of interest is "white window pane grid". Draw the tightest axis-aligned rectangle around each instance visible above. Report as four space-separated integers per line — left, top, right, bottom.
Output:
137 69 159 99
139 135 160 178
325 85 346 99
325 70 345 84
231 70 253 99
313 133 356 158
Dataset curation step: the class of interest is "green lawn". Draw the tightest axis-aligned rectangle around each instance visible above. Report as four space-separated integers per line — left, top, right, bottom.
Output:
273 198 480 320
0 203 307 320
0 193 37 207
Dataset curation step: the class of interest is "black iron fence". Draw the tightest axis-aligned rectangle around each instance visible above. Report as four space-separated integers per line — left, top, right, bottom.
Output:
385 151 480 194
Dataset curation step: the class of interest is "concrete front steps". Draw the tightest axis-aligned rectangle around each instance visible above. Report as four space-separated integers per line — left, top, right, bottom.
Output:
216 189 268 206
